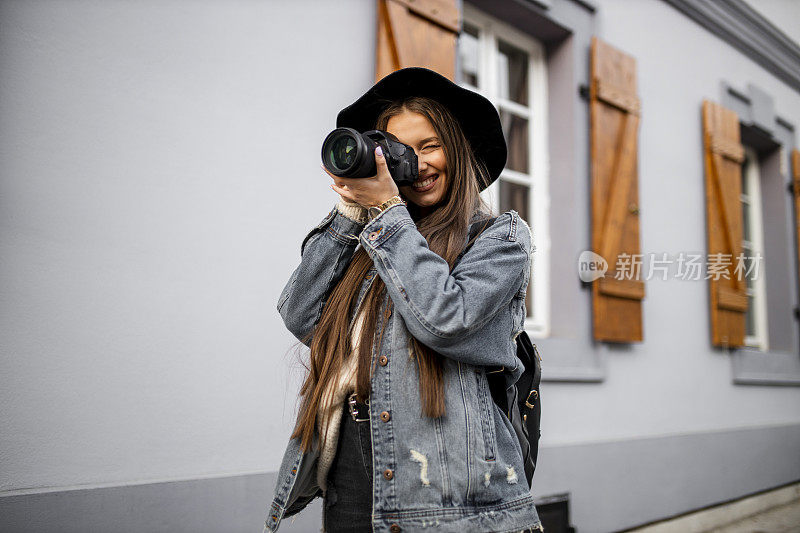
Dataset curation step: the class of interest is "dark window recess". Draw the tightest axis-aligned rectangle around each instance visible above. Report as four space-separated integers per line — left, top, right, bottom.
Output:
535 493 576 533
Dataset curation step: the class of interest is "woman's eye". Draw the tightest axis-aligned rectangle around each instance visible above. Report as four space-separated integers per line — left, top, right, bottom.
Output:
422 144 440 152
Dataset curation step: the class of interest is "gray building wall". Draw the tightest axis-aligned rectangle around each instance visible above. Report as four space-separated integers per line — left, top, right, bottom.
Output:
1 0 799 532
0 0 376 530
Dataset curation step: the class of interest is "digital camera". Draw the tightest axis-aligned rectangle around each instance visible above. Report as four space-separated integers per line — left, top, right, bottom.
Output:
321 128 418 186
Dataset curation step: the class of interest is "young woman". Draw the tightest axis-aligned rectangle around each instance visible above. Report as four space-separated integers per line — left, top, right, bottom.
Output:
264 67 542 533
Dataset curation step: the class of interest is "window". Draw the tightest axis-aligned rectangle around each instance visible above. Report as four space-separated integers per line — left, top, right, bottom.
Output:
458 5 550 336
741 146 769 350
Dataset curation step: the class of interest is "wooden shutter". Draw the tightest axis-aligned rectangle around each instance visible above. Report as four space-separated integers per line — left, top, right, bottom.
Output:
702 99 747 348
589 36 645 343
792 149 800 317
375 0 459 81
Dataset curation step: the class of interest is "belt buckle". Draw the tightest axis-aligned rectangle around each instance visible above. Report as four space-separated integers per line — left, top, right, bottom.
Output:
347 392 370 422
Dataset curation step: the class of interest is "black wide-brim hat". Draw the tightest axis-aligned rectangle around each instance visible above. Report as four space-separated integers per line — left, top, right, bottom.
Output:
336 67 507 191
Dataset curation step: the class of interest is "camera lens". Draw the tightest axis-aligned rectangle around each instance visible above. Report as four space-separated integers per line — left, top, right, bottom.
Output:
327 133 358 172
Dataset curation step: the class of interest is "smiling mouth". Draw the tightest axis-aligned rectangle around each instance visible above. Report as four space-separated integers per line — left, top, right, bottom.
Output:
412 174 439 192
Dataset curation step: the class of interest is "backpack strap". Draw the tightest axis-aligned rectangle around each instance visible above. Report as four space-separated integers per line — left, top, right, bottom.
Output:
455 216 498 265
468 216 498 243
453 217 497 268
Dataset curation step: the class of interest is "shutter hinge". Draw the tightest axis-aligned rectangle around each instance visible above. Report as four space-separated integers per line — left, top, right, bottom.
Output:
794 306 800 320
579 83 590 102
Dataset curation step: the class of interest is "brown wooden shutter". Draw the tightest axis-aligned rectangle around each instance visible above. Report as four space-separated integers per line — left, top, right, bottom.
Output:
589 36 645 343
792 149 800 317
375 0 459 82
701 99 747 348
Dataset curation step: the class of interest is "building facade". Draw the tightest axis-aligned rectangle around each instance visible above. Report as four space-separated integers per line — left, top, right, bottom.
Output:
1 1 799 532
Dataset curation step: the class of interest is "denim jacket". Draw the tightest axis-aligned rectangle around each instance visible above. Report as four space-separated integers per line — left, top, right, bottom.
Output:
264 202 543 533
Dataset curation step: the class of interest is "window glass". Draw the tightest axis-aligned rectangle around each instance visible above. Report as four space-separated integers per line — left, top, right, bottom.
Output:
742 200 751 243
499 180 529 219
739 147 767 348
500 180 533 316
499 109 529 173
741 155 751 243
746 293 755 336
497 39 528 105
459 23 480 88
741 155 750 195
461 7 546 330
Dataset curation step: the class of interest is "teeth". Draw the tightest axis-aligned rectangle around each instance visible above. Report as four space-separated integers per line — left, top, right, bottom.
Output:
414 175 437 188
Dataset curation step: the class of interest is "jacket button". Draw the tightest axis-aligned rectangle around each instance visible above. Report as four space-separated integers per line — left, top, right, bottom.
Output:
390 524 401 533
368 231 380 240
378 355 388 366
380 410 391 422
383 468 394 480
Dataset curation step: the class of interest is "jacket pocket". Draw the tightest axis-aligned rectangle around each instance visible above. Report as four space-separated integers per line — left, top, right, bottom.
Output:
475 367 497 461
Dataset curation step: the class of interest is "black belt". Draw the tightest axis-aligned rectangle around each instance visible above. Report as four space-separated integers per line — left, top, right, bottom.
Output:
346 392 370 422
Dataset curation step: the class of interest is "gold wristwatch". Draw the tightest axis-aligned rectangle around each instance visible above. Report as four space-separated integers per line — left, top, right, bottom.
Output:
367 195 406 220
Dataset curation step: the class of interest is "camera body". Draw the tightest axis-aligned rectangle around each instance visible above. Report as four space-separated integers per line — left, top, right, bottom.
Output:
322 128 418 186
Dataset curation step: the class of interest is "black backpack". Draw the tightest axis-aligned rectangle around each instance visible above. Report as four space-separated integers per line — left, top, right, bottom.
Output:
464 216 542 489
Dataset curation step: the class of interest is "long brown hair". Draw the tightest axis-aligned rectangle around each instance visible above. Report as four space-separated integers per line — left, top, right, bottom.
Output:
290 96 494 453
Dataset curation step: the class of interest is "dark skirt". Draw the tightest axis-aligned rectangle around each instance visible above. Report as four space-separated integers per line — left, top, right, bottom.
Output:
323 398 374 532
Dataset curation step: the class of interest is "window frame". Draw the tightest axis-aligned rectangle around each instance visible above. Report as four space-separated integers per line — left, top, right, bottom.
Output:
459 4 551 338
741 145 769 351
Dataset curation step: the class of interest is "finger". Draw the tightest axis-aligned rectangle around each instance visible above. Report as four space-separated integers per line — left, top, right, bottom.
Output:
325 171 349 189
321 164 340 181
374 146 392 179
374 145 387 168
330 183 356 202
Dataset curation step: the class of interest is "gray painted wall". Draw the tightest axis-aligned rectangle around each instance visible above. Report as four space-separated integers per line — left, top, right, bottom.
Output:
0 0 376 491
2 0 800 532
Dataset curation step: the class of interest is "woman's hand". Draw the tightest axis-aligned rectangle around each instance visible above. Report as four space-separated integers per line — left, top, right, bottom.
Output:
323 146 400 208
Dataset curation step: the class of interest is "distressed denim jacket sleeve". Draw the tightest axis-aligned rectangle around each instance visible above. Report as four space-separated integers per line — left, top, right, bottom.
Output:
277 204 366 346
359 203 532 363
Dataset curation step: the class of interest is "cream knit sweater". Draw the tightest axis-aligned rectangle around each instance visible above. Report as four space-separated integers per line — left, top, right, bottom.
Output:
315 198 370 493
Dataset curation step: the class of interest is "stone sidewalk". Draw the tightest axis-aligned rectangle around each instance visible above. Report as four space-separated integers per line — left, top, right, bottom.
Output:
713 499 800 533
626 483 800 533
